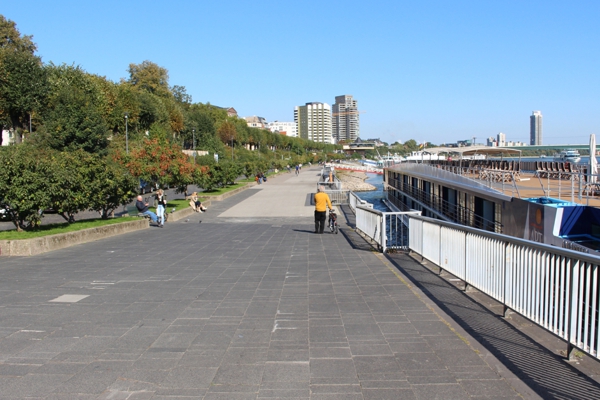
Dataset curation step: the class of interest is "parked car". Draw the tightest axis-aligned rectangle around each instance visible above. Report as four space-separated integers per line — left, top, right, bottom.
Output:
0 206 8 221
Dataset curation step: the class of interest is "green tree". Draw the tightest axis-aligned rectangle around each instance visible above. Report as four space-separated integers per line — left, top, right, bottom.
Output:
243 161 257 179
403 139 418 152
45 150 93 222
127 60 171 98
37 64 110 153
88 155 138 219
120 138 196 192
0 144 52 231
0 15 36 53
0 33 48 142
219 160 242 186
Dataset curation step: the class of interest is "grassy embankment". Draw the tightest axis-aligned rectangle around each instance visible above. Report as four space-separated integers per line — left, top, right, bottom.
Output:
0 217 141 240
0 178 265 240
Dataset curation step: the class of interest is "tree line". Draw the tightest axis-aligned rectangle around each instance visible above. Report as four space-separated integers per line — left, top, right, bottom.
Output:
0 15 341 231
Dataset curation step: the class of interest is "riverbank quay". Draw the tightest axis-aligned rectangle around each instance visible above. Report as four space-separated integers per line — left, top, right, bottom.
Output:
0 167 597 398
336 170 377 192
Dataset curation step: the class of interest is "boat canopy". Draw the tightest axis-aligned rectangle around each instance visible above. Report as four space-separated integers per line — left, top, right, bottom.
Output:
426 146 522 159
460 148 522 159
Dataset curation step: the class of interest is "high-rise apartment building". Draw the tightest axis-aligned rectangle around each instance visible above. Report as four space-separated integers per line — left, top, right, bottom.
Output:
530 111 542 145
497 132 506 147
332 95 359 142
294 102 333 144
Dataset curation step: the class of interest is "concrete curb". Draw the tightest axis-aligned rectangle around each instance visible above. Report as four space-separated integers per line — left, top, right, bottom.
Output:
168 206 197 222
0 219 149 257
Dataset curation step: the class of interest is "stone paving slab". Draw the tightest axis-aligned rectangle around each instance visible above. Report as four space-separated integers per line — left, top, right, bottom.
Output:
0 168 595 398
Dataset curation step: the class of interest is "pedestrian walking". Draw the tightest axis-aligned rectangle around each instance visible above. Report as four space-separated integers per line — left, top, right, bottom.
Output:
313 186 332 234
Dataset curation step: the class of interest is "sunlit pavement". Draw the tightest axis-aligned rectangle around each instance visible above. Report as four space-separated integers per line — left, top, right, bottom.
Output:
0 168 598 398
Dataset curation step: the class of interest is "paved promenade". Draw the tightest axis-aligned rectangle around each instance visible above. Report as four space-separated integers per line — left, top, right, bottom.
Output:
0 167 599 399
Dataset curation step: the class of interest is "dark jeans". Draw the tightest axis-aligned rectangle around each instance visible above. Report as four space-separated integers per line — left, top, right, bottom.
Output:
314 210 326 233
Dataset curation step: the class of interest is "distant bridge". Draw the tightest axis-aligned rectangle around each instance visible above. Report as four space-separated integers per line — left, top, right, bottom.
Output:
504 144 596 152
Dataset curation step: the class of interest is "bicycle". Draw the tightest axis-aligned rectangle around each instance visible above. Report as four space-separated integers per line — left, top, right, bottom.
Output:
328 209 339 234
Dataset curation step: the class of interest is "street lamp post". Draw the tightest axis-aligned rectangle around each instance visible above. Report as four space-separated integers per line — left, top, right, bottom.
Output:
231 136 234 161
124 112 129 154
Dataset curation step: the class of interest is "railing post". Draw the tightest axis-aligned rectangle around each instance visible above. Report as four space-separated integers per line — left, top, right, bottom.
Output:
463 231 468 291
381 214 387 253
566 261 575 360
502 241 510 318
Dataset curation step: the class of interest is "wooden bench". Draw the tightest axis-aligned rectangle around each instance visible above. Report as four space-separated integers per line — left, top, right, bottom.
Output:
125 205 150 219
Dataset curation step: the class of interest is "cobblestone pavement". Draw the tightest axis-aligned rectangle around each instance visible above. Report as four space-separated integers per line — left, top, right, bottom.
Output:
0 168 598 399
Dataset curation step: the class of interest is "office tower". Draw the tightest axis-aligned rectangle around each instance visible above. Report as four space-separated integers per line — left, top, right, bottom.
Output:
530 111 542 145
294 102 333 144
332 95 359 142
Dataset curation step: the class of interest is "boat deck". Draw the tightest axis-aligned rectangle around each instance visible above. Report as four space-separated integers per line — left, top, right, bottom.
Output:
470 171 600 207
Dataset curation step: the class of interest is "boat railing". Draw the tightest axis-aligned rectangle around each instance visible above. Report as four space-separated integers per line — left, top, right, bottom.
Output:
386 178 503 233
348 193 600 362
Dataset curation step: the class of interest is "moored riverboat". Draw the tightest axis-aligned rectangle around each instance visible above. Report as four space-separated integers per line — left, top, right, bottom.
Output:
554 149 581 163
385 162 600 254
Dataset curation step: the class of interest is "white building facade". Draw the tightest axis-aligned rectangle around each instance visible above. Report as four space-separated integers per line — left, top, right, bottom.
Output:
332 95 359 142
1 129 14 146
294 102 333 144
267 121 297 137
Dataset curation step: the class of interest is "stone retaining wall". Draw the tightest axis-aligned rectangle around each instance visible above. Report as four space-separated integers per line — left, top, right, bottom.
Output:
0 219 149 257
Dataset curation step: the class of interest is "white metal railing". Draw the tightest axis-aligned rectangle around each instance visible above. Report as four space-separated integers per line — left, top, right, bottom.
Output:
409 215 600 361
348 190 600 361
319 167 343 190
350 191 419 252
349 191 371 211
323 190 350 206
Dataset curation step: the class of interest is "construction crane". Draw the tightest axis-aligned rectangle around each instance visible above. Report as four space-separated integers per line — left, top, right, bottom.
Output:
332 110 365 117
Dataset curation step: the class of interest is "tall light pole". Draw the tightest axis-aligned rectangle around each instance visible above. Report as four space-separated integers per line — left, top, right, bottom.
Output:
124 112 129 154
231 136 234 161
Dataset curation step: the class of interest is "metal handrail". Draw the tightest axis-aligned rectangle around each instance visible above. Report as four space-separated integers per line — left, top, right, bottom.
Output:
349 191 600 362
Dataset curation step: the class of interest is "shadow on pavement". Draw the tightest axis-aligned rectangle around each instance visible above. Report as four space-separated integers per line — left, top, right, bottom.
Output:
386 252 600 400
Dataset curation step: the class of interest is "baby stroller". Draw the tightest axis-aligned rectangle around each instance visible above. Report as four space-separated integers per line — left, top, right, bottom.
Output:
328 209 339 234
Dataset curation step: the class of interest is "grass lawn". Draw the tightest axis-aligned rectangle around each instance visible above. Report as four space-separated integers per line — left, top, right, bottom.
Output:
159 199 190 212
201 182 248 196
0 217 141 240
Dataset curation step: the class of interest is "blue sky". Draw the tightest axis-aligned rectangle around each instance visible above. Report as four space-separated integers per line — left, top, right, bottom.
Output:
3 0 599 145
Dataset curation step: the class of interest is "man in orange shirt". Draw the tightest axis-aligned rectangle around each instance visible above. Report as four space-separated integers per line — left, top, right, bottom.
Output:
314 186 332 234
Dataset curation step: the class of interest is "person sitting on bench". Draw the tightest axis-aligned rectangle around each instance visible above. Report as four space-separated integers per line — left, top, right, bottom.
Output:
136 195 160 225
